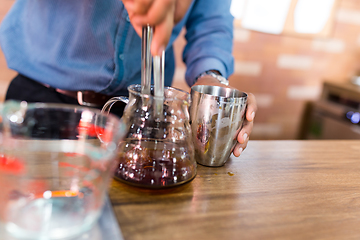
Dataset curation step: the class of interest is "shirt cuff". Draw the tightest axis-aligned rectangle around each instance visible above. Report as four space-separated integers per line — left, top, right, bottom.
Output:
185 57 228 86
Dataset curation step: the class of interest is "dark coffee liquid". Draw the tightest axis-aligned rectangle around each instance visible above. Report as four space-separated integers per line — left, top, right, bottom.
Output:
114 139 196 188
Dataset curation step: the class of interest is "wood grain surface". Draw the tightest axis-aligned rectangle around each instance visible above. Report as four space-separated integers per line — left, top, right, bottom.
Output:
109 140 360 240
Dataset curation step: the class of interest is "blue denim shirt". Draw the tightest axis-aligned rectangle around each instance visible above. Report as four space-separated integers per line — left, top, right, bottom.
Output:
0 0 234 95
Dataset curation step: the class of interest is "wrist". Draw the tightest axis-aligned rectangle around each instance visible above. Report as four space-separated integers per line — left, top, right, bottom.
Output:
195 70 229 86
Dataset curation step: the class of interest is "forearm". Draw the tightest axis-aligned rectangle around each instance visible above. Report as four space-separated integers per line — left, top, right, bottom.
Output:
183 0 234 86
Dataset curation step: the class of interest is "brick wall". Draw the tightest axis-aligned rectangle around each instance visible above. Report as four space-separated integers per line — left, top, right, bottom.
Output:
2 0 360 139
173 0 360 140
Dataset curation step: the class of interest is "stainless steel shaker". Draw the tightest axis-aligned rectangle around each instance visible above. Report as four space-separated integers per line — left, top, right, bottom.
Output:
190 85 247 167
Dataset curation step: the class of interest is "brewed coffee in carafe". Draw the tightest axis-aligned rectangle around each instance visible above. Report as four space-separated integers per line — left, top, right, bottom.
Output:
102 84 196 188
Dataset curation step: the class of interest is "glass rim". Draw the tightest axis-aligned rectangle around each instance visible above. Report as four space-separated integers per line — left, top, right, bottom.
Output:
127 84 190 102
2 100 121 122
191 85 248 104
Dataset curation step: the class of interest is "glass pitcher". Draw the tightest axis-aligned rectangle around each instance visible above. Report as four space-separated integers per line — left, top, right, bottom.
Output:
102 84 196 188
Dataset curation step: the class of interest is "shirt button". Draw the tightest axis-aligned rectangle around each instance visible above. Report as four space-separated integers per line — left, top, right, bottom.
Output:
119 54 125 60
126 16 130 22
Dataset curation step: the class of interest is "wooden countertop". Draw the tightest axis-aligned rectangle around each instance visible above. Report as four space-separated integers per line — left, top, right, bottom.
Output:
109 140 360 240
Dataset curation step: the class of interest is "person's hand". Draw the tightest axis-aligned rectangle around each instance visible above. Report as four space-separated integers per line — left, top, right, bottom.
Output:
194 75 257 157
122 0 193 56
233 92 256 157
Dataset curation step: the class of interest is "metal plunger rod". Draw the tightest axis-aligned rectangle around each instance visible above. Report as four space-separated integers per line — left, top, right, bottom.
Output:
141 25 165 118
141 25 153 96
153 50 165 117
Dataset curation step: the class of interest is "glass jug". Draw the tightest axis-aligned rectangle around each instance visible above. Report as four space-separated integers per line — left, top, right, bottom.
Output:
102 84 196 188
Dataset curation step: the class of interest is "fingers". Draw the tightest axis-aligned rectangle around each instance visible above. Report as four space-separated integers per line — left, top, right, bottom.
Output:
237 120 253 144
128 22 173 57
233 142 245 158
246 93 257 122
123 0 153 15
125 0 187 56
124 0 190 25
150 11 174 56
233 93 257 157
132 0 175 27
233 120 253 157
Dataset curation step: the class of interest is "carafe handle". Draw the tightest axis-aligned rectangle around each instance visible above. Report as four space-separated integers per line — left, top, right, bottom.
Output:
101 96 129 115
97 96 129 143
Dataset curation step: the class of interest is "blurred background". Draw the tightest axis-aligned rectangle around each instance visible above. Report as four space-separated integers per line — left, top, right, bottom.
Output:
1 0 360 140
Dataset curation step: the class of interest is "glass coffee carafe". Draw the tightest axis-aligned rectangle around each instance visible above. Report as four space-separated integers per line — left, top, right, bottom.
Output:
102 84 196 188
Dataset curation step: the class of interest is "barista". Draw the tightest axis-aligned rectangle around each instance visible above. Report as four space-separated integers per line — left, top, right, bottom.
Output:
0 0 257 157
